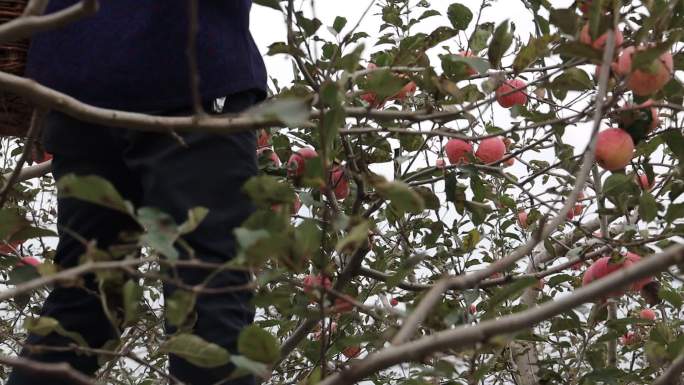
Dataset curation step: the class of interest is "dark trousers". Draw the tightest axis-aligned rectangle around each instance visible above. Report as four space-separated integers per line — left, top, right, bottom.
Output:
8 92 259 385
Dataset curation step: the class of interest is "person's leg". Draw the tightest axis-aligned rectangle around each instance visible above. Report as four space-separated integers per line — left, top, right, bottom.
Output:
123 91 259 385
8 130 143 384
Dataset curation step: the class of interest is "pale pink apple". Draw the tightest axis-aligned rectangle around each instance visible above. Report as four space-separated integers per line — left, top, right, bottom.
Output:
579 24 624 51
595 128 634 171
496 79 528 108
615 46 673 96
444 139 473 165
475 137 506 164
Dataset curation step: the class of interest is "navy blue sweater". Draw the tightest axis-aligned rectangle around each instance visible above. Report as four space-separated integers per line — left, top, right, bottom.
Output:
26 0 267 112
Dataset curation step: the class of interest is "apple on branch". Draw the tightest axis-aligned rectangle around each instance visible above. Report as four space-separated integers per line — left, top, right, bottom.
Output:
496 79 528 108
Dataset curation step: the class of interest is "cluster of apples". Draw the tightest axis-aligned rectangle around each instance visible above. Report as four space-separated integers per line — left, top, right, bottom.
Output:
286 147 350 201
302 273 355 314
619 308 658 346
581 251 660 307
360 63 417 108
443 136 516 166
257 130 302 215
576 3 672 171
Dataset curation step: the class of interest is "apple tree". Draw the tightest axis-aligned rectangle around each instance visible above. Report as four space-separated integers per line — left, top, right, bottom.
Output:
1 0 684 384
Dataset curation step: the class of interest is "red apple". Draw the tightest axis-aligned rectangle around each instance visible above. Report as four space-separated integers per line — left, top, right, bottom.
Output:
390 298 399 307
333 297 354 313
0 240 23 255
620 331 638 345
582 256 627 297
342 345 361 359
579 0 591 13
287 147 318 178
582 252 653 296
496 79 528 108
329 166 350 200
636 173 655 191
518 211 529 229
566 209 575 220
360 63 387 108
624 252 653 291
571 261 584 271
579 24 624 51
303 274 332 294
271 193 302 216
257 147 281 167
459 50 478 76
33 151 53 164
16 256 40 267
469 303 477 314
444 139 473 165
639 308 656 321
475 137 506 164
573 204 584 216
595 128 634 171
391 81 417 101
292 194 302 215
257 129 270 148
615 46 674 96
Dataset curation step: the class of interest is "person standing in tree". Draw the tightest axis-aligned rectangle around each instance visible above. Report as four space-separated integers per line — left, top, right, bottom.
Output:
8 1 266 384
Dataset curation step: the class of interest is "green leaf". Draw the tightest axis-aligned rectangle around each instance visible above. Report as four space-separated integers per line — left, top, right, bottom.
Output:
363 69 406 100
551 68 593 100
122 280 143 326
442 54 491 76
638 191 658 221
332 16 347 33
413 187 440 210
238 325 280 364
230 355 271 378
166 290 196 327
549 8 578 35
665 203 684 223
513 34 557 73
25 317 88 347
602 173 632 196
662 131 684 162
137 207 180 259
294 11 321 36
468 23 494 53
488 20 513 69
57 174 132 214
242 175 295 207
631 40 676 72
488 276 538 309
245 98 310 127
336 220 370 253
0 209 55 242
550 317 582 333
252 0 281 11
447 3 473 30
659 288 683 309
555 41 603 62
161 334 230 368
178 207 209 235
375 181 425 214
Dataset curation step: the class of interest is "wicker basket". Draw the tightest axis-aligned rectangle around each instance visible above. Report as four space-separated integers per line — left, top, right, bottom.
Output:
0 0 32 138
